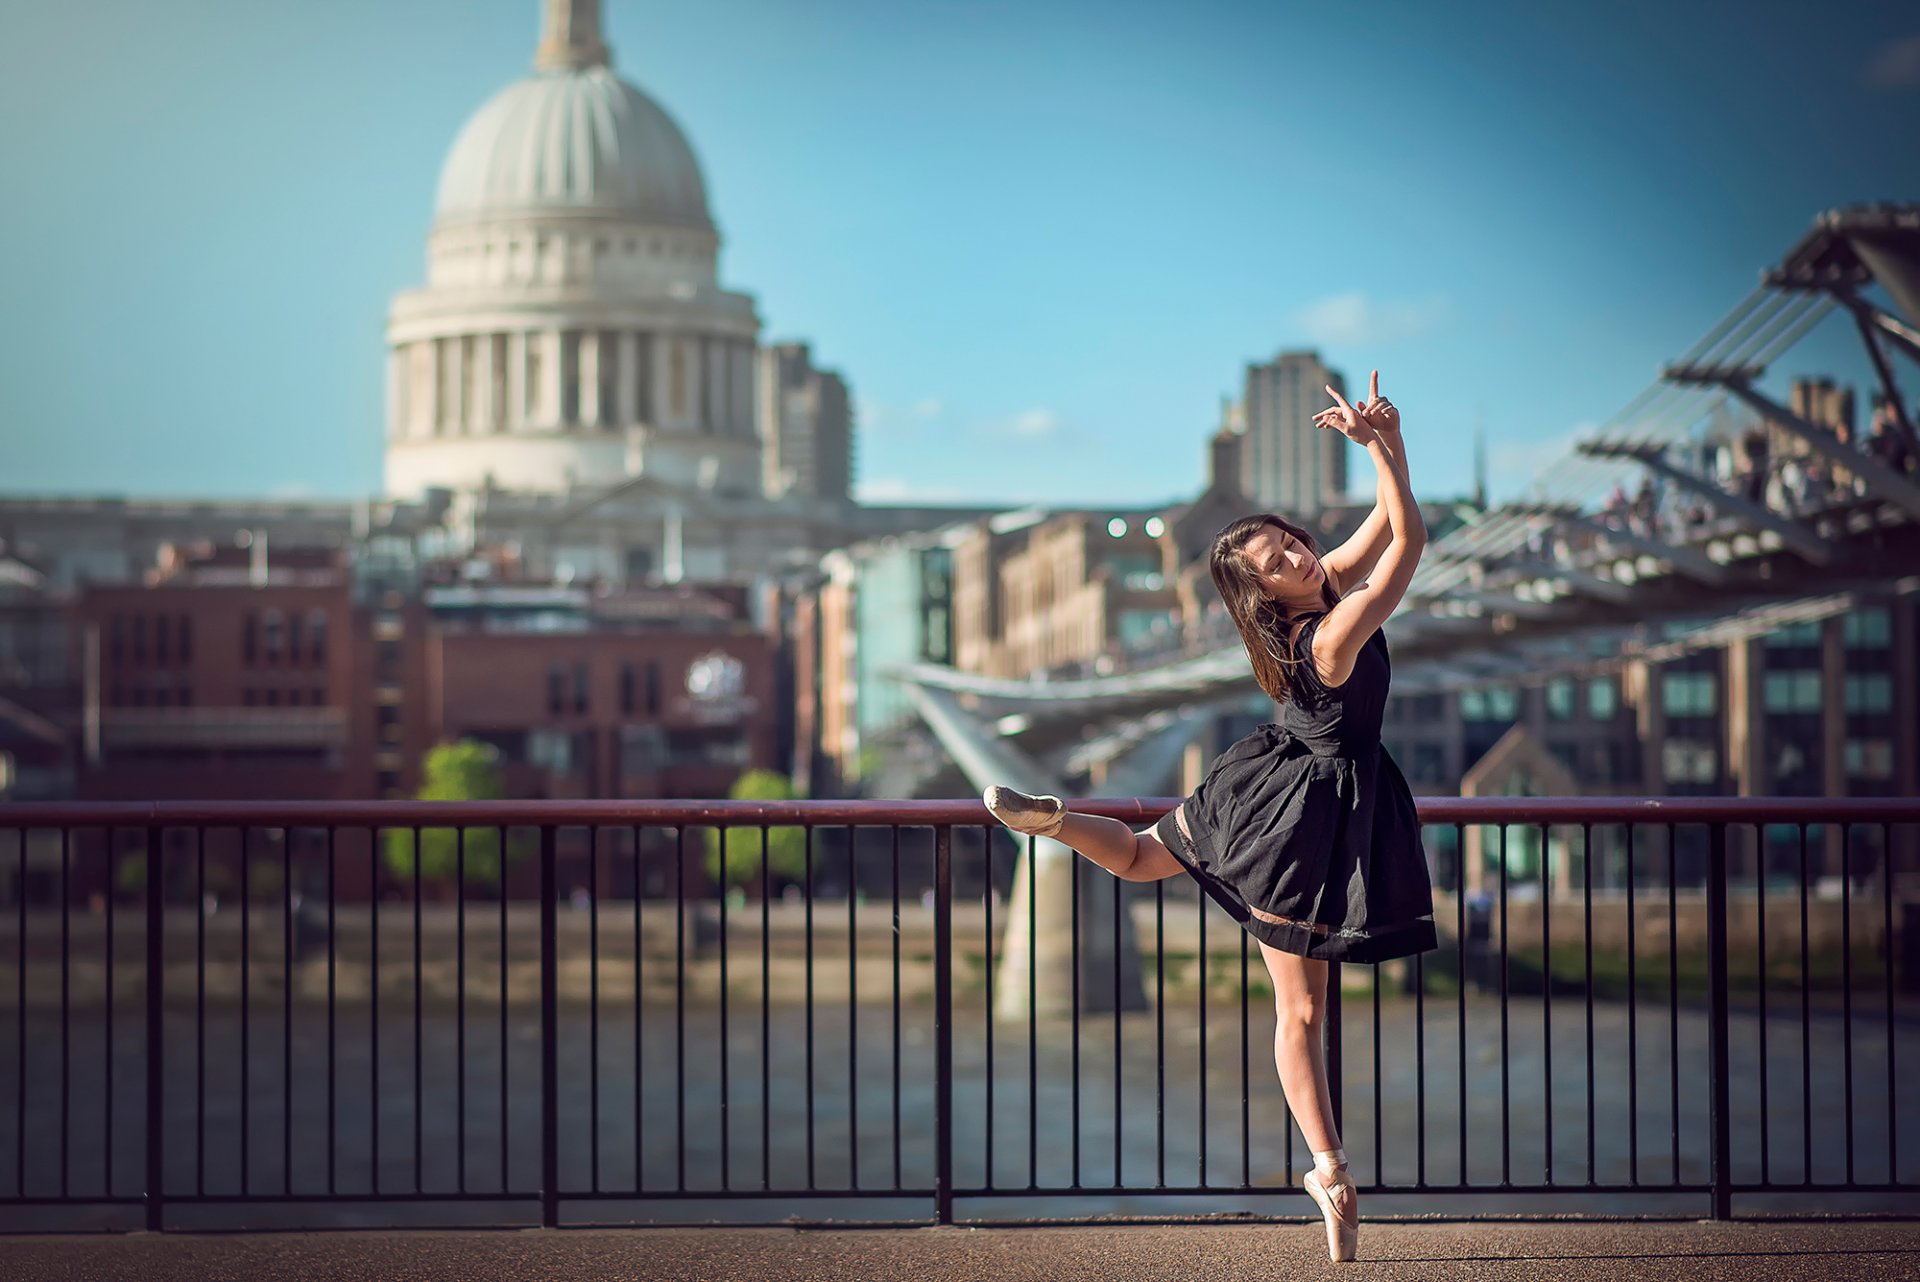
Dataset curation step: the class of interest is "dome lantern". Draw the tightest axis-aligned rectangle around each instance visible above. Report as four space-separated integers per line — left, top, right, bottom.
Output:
535 0 612 73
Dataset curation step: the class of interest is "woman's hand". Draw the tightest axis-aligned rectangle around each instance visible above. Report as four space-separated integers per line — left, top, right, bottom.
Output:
1313 382 1379 447
1357 369 1399 435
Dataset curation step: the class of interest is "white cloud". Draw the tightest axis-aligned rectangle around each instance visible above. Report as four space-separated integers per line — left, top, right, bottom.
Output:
856 396 946 431
1009 408 1059 437
1487 424 1594 496
1865 35 1920 89
1294 293 1450 346
855 476 976 504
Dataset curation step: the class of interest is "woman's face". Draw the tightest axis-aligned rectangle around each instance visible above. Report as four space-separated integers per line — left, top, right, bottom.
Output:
1239 523 1324 607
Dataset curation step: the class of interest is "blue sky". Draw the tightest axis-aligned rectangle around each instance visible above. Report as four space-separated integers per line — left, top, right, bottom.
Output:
2 0 1915 508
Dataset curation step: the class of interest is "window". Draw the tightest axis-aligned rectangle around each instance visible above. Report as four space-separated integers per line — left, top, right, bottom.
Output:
287 612 303 663
1844 673 1893 714
178 615 192 664
547 662 567 716
1662 741 1718 784
573 660 589 714
1843 607 1891 649
646 661 661 716
262 610 284 662
1764 670 1823 714
1461 685 1517 721
1844 739 1894 779
131 615 147 664
155 615 170 665
621 662 636 715
1587 676 1619 720
1661 671 1716 717
1764 620 1822 649
308 610 328 665
1545 677 1576 721
110 615 124 664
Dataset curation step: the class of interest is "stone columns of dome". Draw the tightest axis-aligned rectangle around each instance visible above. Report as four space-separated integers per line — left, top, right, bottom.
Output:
705 336 727 435
538 330 563 429
731 341 755 439
473 333 496 433
387 347 406 442
507 332 528 431
580 331 602 428
409 343 434 439
617 332 640 427
651 333 673 428
446 336 466 434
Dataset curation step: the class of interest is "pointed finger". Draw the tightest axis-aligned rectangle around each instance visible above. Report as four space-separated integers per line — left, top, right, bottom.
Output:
1325 385 1356 416
1369 369 1380 403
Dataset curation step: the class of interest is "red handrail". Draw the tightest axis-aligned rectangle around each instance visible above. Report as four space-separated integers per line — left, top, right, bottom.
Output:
0 796 1916 826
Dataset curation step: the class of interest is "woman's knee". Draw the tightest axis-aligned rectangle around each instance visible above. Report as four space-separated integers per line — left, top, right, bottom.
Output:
1274 992 1326 1034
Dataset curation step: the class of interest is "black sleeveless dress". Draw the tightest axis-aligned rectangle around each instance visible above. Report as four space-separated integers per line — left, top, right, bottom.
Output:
1152 613 1439 963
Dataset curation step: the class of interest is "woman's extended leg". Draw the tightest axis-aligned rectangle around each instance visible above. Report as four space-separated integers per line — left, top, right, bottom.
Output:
982 786 1186 882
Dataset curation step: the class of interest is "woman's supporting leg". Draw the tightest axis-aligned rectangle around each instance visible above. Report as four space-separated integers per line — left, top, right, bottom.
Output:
1258 941 1343 1157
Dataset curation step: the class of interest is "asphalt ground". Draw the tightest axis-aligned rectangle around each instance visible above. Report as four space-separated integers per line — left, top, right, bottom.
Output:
6 1219 1920 1282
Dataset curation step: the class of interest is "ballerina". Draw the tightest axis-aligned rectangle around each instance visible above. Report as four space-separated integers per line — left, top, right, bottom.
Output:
983 370 1438 1262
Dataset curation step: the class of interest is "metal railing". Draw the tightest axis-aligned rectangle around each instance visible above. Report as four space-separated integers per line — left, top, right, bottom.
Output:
0 796 1913 1230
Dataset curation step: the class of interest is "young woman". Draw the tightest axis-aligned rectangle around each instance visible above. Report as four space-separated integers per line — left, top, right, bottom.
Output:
982 371 1437 1263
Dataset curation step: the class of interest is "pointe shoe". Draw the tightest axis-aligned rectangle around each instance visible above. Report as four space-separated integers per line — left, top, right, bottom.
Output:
981 784 1067 838
1303 1160 1359 1262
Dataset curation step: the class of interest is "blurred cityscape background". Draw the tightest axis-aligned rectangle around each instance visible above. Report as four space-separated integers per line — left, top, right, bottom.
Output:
0 0 1915 900
1 0 1919 1227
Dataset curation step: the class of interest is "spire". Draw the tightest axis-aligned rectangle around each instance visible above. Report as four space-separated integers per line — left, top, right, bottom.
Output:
535 0 612 72
1473 411 1488 510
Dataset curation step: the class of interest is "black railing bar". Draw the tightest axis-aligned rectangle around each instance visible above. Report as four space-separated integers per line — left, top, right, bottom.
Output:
1883 821 1897 1186
456 826 466 1197
196 825 206 1198
1500 823 1511 1188
1540 822 1551 1189
497 825 509 1195
1456 821 1466 1189
630 823 642 1197
240 825 252 1197
1071 837 1082 1190
1626 822 1639 1187
985 828 995 1193
1841 822 1854 1187
1026 833 1037 1190
1582 822 1595 1188
589 825 602 1196
673 823 686 1194
1798 822 1812 1186
759 825 771 1193
413 824 424 1196
282 826 294 1199
1667 824 1680 1186
1197 855 1208 1190
326 825 337 1197
1756 820 1770 1186
933 825 954 1226
1155 878 1167 1190
58 821 70 1205
1707 822 1732 1220
849 827 861 1193
717 824 730 1193
889 824 902 1193
538 824 559 1228
1240 927 1250 1191
370 827 380 1197
142 826 162 1229
102 828 114 1200
803 823 816 1191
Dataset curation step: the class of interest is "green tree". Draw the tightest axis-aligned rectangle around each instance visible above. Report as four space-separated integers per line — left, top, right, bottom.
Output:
383 740 531 887
701 769 810 893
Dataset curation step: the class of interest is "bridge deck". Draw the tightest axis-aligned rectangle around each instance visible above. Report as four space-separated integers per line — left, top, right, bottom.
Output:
11 1220 1920 1281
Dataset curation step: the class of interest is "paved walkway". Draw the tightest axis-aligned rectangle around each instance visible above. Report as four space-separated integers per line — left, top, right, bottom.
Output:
9 1220 1920 1281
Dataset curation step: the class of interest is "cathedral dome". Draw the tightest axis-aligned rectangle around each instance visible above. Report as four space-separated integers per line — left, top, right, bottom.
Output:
431 5 712 230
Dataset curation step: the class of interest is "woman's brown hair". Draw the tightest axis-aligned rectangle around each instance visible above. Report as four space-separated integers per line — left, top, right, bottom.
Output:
1208 513 1340 704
